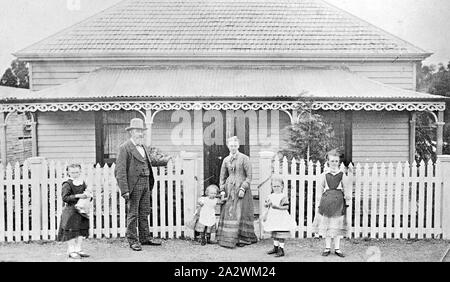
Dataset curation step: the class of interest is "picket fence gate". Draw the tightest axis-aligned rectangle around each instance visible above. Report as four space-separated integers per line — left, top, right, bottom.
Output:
260 156 444 239
0 154 199 242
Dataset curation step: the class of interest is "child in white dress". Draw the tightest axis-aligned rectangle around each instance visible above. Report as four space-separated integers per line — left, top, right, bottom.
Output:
262 176 297 257
188 184 221 245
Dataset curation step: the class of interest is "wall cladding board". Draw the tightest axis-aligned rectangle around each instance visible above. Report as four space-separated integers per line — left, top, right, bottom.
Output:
352 111 409 164
37 111 96 163
31 60 415 91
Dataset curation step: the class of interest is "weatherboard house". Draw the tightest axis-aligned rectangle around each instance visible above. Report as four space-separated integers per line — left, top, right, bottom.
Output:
0 0 446 188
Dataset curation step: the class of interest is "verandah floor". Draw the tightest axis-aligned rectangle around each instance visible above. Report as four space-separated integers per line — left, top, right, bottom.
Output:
0 237 448 262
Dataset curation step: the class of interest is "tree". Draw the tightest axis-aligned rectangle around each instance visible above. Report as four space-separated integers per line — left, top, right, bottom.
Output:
0 68 18 87
415 112 436 162
0 59 29 89
281 104 339 163
416 61 450 161
417 64 436 93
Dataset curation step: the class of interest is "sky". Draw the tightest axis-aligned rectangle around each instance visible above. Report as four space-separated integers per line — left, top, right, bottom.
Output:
0 0 449 72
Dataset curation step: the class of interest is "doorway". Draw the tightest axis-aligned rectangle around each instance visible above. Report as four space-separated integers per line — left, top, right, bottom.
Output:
95 110 141 165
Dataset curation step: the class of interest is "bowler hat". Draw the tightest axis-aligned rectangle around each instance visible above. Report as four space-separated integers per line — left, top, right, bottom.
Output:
125 118 147 131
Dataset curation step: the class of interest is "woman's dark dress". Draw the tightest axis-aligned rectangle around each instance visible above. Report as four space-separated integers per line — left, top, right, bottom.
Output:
57 179 90 241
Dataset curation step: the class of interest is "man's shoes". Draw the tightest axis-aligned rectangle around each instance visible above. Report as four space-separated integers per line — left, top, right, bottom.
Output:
267 246 279 255
130 243 142 251
335 249 345 258
140 239 162 246
68 252 81 259
77 251 90 258
275 247 285 257
321 248 331 256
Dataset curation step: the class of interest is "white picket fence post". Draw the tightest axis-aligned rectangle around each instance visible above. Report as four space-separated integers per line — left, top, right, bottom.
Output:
181 152 197 238
437 155 450 239
28 157 46 241
175 157 183 237
110 164 118 238
257 151 275 239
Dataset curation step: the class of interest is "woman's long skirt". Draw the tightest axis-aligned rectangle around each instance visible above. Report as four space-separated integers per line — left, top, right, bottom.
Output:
216 193 258 248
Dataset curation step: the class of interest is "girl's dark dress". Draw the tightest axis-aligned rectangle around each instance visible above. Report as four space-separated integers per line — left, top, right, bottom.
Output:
57 179 90 241
312 171 349 237
318 173 346 217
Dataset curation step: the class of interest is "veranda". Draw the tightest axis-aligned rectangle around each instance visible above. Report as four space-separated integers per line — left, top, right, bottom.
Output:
1 152 450 243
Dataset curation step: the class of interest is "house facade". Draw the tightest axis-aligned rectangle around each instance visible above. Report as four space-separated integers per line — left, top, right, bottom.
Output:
0 0 446 188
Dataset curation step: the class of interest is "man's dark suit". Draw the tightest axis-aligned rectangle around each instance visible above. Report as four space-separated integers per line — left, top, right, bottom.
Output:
115 139 154 245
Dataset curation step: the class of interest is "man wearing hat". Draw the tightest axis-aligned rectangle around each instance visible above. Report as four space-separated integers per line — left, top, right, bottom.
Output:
115 118 161 251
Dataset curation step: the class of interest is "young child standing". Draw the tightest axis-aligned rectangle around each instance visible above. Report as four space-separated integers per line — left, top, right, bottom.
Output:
57 163 91 259
189 184 221 245
262 176 297 257
312 150 352 258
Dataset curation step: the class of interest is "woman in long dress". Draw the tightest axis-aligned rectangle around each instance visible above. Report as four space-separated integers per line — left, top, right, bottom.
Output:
216 136 258 248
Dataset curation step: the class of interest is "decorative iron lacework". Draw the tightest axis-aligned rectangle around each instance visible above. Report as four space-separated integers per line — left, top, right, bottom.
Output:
0 101 445 113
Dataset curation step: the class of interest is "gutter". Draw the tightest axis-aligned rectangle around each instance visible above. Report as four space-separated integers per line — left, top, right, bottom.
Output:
1 96 447 104
13 52 433 62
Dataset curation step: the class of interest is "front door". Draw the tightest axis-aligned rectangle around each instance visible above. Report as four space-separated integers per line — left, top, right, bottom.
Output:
203 110 250 190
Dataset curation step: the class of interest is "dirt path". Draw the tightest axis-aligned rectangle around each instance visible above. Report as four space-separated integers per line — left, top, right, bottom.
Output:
0 238 448 262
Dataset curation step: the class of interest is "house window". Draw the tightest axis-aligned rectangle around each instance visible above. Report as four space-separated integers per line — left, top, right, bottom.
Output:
5 112 33 164
95 110 141 165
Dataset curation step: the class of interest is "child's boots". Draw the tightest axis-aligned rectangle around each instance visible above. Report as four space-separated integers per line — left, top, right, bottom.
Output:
200 233 207 246
194 231 200 242
275 247 285 257
205 233 212 244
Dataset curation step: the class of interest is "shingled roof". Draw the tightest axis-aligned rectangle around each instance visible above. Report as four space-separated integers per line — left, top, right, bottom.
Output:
14 0 430 60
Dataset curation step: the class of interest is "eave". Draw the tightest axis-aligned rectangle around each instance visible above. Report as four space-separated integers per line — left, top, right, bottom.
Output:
13 52 433 62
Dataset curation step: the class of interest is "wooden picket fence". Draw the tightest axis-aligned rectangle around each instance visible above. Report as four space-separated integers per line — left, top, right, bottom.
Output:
269 157 444 239
0 155 198 242
1 153 447 242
